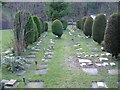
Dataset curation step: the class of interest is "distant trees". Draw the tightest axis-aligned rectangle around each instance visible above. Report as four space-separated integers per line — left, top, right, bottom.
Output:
46 2 69 21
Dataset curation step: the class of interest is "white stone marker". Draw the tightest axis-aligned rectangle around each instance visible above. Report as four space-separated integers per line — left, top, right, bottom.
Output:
110 62 116 66
99 57 109 62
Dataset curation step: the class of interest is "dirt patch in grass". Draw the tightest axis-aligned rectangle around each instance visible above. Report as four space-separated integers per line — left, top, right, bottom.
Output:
65 55 80 70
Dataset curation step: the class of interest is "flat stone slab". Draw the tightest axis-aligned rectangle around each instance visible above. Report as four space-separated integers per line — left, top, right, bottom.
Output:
35 69 47 74
82 68 98 75
99 57 109 62
78 59 92 63
108 69 120 75
25 64 31 68
45 52 54 55
16 70 26 76
39 64 48 68
26 58 35 62
110 62 116 66
44 55 53 59
5 79 17 86
26 55 35 58
26 82 44 88
92 81 108 88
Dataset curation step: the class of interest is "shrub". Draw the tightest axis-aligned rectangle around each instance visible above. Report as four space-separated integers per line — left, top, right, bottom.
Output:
76 20 81 29
33 16 41 37
61 20 68 30
44 21 48 32
52 19 63 38
92 13 106 44
39 17 44 33
104 13 120 58
81 17 87 31
24 16 37 45
83 16 93 37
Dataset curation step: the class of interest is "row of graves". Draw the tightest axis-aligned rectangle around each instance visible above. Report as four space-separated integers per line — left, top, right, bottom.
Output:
69 29 120 88
1 32 56 88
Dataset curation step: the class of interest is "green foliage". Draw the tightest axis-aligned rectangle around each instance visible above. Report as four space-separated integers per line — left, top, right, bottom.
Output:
61 20 68 30
24 16 37 45
46 2 69 21
83 16 93 37
39 17 44 33
3 56 26 73
33 16 41 37
52 19 63 38
92 13 106 44
104 13 120 57
81 17 87 31
76 20 81 29
44 21 48 32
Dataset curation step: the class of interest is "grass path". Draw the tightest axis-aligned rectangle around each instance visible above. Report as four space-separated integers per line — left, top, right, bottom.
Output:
1 26 119 88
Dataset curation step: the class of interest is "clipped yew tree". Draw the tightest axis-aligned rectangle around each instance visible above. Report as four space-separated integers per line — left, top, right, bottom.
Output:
44 21 48 32
81 17 87 31
33 16 41 37
24 16 37 46
39 17 44 33
61 20 68 30
104 13 120 58
92 13 106 44
76 20 81 29
52 19 63 38
83 16 93 37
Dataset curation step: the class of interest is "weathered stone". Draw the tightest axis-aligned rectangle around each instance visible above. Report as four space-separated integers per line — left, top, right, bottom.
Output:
92 81 108 88
110 62 116 66
39 64 48 68
99 57 109 62
6 79 17 86
26 82 44 88
82 68 98 75
84 55 89 57
16 70 26 76
44 55 53 59
35 69 47 74
26 55 35 58
95 63 103 67
106 53 111 56
102 62 109 66
108 69 120 75
101 54 105 57
80 63 87 67
78 59 92 63
95 54 99 57
26 58 35 62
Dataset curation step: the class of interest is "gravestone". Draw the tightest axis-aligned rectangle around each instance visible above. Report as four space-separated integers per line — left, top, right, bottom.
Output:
16 70 26 76
106 53 111 56
26 82 44 88
82 68 98 75
5 79 17 86
99 57 108 62
26 55 35 58
26 58 35 62
110 62 116 67
78 59 92 63
92 81 108 88
108 69 120 75
35 69 47 74
95 63 103 67
44 55 53 59
25 64 31 68
39 64 48 68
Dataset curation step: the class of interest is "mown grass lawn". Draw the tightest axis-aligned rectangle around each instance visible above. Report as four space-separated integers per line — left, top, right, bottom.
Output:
0 29 14 51
1 25 119 88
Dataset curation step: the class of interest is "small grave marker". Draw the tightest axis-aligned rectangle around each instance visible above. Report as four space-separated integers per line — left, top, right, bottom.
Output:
99 57 108 62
